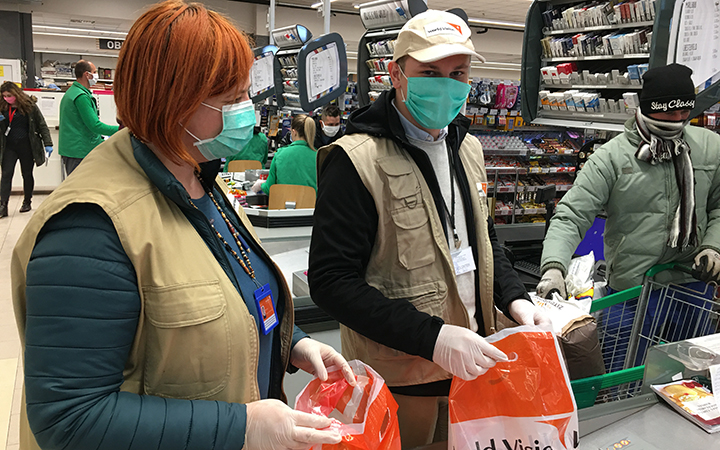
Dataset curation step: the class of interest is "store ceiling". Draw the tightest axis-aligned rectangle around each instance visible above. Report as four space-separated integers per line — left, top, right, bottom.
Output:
278 0 534 25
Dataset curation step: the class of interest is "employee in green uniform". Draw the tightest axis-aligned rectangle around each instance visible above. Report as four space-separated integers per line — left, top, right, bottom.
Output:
223 126 269 171
252 114 317 194
58 60 119 176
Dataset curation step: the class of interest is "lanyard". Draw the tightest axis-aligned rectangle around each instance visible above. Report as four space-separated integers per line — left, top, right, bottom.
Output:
441 145 461 249
8 107 16 125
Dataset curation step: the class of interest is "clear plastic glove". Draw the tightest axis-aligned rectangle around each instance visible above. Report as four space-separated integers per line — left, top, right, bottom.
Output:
693 249 720 283
536 268 567 299
45 146 53 158
246 399 341 450
251 179 264 193
509 299 552 327
290 338 356 386
432 324 508 381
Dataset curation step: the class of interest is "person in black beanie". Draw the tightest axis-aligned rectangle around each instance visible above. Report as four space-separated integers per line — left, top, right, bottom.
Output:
538 62 720 371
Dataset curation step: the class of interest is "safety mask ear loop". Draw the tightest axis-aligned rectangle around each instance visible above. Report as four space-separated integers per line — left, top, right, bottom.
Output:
179 102 222 143
397 65 409 103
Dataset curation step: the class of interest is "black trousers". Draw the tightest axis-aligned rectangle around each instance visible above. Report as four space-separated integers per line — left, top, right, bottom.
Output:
1 139 34 204
62 156 83 177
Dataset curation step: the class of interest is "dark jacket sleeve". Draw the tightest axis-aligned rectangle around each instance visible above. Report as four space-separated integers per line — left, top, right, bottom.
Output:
488 217 531 318
24 203 247 450
308 148 444 361
33 105 53 147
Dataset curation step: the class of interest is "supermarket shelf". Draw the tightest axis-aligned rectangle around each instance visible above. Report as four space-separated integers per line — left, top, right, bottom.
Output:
495 207 547 216
42 76 113 82
369 86 392 92
369 53 393 58
469 125 569 133
487 166 576 175
483 148 529 156
369 70 389 75
489 184 572 194
542 53 649 63
542 83 643 90
533 112 630 132
543 20 654 36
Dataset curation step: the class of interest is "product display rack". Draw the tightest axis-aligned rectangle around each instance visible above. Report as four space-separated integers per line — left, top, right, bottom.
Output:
522 0 658 131
356 0 428 106
272 24 313 111
470 125 587 224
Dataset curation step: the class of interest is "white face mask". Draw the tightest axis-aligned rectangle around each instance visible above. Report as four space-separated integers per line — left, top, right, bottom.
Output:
323 124 340 137
88 72 98 87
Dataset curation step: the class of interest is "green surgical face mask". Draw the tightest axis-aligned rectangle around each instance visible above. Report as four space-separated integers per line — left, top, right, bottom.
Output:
399 67 471 130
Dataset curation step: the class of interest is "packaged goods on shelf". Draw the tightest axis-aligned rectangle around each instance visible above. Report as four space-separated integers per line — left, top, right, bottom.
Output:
282 93 301 107
541 0 656 31
282 80 299 93
366 58 391 72
280 67 298 78
368 75 392 91
469 79 521 110
368 91 382 103
541 27 652 59
538 89 638 114
366 39 396 57
476 134 530 153
278 55 297 66
540 63 647 86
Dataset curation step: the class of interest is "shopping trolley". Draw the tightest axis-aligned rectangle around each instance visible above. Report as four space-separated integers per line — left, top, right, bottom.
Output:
571 263 720 408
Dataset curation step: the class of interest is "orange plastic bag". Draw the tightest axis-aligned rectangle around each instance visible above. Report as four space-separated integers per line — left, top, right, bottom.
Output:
295 360 401 450
449 326 579 450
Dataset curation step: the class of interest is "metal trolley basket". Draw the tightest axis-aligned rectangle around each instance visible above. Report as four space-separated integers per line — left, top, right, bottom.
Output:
571 263 720 409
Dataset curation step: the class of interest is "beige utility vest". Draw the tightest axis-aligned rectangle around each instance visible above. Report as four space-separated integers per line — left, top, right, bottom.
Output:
12 129 294 450
318 132 496 387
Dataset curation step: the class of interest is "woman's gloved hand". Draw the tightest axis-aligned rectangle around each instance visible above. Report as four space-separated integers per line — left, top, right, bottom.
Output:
536 268 567 299
509 299 552 327
246 399 341 450
45 146 53 158
432 324 508 381
693 249 720 283
251 179 264 193
290 337 356 386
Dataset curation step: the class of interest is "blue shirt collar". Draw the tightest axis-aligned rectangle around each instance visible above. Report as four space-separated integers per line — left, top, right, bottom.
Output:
391 99 448 142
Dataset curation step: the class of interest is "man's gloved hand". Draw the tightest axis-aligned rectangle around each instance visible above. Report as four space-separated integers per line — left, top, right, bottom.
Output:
246 399 341 450
509 299 552 327
290 337 356 386
45 146 53 158
693 249 720 283
536 268 567 299
432 324 508 381
251 179 264 193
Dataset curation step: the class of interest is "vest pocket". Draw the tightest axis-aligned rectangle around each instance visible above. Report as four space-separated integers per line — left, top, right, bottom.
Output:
392 207 436 269
142 281 230 399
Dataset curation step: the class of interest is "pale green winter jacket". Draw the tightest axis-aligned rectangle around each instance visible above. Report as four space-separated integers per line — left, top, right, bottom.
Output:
541 118 720 291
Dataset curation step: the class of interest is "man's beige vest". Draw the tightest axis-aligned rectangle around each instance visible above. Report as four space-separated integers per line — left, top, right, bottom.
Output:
11 129 295 449
318 133 496 387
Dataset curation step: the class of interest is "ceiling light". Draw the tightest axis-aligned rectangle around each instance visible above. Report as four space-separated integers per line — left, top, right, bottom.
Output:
468 18 525 30
33 25 127 36
34 49 120 58
311 0 337 8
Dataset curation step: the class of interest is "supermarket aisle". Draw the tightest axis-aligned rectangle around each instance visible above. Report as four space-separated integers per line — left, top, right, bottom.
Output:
0 195 47 450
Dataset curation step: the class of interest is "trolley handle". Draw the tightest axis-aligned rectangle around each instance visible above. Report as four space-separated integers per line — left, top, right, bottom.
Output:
644 262 693 278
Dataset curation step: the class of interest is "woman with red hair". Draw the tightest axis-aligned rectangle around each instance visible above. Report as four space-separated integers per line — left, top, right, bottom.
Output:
11 2 353 450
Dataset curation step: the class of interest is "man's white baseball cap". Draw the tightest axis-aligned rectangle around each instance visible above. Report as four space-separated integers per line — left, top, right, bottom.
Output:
392 10 486 63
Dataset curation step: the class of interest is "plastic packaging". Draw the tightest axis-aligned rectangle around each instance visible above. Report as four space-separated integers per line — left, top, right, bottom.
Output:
295 360 401 450
449 326 579 450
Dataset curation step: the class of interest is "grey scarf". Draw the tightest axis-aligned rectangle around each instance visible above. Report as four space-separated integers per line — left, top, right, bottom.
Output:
635 108 697 250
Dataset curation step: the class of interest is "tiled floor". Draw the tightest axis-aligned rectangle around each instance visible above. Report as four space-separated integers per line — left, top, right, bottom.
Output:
0 195 45 450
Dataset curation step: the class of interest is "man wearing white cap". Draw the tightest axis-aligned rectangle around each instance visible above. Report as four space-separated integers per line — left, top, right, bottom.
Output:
308 10 549 446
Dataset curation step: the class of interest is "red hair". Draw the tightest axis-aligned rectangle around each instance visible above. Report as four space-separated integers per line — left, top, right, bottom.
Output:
114 1 253 167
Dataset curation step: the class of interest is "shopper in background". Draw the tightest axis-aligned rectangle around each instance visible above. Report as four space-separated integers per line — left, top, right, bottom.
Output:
0 81 53 216
538 64 720 370
252 114 317 194
223 125 269 171
58 59 119 176
12 2 354 450
314 104 344 149
308 10 550 448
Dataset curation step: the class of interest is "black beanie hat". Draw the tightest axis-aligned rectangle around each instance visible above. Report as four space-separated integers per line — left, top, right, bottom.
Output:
640 63 696 113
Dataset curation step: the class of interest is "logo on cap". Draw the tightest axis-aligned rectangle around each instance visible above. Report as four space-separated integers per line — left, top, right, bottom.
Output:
424 22 464 38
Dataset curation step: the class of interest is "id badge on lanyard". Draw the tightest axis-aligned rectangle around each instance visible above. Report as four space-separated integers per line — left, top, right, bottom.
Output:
4 108 15 136
254 283 278 335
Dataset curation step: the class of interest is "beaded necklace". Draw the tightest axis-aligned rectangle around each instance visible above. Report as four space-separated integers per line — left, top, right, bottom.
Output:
188 175 262 289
